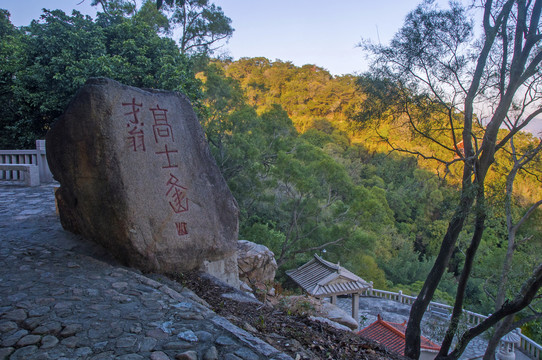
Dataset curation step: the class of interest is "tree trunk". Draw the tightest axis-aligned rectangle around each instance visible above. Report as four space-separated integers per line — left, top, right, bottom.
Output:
437 193 486 358
404 180 475 359
483 315 514 360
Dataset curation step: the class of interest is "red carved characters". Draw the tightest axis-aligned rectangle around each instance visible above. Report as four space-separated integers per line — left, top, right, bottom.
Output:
175 222 188 236
122 98 145 152
155 144 178 169
121 99 190 236
149 103 190 234
150 104 174 143
166 173 189 213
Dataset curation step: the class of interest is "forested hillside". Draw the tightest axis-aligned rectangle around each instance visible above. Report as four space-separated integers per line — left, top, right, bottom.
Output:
198 60 542 324
1 1 541 348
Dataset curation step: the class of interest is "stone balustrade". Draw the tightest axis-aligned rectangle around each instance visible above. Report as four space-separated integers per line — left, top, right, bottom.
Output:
362 288 540 359
0 140 54 185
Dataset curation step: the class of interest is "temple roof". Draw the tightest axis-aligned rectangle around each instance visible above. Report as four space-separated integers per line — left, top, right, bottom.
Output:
358 315 440 356
286 254 371 297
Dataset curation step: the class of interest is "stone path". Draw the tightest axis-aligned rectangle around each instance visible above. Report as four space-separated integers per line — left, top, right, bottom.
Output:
0 183 291 360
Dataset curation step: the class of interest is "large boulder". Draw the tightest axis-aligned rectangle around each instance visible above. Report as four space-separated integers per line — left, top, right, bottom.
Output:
237 240 277 290
280 296 358 330
46 78 239 282
319 301 359 330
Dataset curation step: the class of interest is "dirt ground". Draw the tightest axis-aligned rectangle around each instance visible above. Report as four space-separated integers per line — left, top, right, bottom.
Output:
179 271 406 360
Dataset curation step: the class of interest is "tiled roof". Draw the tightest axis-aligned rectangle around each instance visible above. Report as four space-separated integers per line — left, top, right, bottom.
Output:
285 254 371 297
357 315 440 356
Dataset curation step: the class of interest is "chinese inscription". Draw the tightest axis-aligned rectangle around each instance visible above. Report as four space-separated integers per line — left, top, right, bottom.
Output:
122 98 145 152
121 99 190 236
166 173 189 213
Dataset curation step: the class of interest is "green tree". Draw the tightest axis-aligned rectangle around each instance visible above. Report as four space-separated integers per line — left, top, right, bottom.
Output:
163 0 233 54
361 1 542 359
0 9 200 148
0 10 24 148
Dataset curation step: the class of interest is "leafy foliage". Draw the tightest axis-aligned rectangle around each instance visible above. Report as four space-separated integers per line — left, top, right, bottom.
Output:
0 8 200 148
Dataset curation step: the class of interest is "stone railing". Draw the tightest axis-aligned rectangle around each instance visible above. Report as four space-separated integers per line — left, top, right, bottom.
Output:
519 332 542 360
362 288 541 359
0 140 54 184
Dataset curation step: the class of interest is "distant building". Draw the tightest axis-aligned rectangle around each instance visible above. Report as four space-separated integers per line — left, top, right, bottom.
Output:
286 254 372 324
358 314 440 360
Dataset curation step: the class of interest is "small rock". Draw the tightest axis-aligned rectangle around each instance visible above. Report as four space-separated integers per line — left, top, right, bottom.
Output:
85 289 100 297
129 323 142 334
176 312 204 320
151 351 170 360
234 347 259 360
33 321 62 335
195 330 213 342
60 323 83 337
15 301 33 310
0 347 14 360
172 302 192 310
215 335 236 346
88 328 105 339
93 341 108 350
163 341 192 350
116 355 144 360
240 281 252 292
177 330 198 342
243 322 258 333
3 308 27 322
0 321 18 333
140 337 157 352
89 351 115 360
112 282 128 290
17 334 41 347
28 306 51 317
22 316 42 330
146 328 170 340
75 347 93 357
7 293 27 303
175 351 198 360
53 302 72 310
40 335 59 349
203 346 219 360
108 326 123 338
116 335 138 348
223 355 242 360
9 345 38 359
61 336 78 348
2 329 28 347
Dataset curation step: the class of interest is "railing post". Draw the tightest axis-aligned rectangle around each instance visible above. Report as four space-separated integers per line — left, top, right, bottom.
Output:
36 140 53 183
352 293 359 323
398 290 403 303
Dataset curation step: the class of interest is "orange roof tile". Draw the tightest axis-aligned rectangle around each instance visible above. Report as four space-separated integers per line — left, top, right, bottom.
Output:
357 315 440 356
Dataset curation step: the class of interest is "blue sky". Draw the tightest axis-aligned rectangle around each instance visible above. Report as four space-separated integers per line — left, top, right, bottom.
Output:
2 0 434 75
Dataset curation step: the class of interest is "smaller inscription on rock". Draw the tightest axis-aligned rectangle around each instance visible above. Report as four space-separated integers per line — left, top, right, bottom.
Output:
46 78 239 274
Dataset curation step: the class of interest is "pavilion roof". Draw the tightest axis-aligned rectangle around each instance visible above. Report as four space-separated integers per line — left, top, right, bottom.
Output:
285 254 371 297
358 315 440 356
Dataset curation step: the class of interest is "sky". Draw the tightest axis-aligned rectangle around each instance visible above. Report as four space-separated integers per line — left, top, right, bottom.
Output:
2 0 437 76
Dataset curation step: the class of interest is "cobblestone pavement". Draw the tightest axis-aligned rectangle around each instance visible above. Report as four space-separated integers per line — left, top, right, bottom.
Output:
337 294 532 359
0 183 291 360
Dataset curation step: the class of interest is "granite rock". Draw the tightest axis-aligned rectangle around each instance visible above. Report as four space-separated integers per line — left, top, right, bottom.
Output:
46 78 239 276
